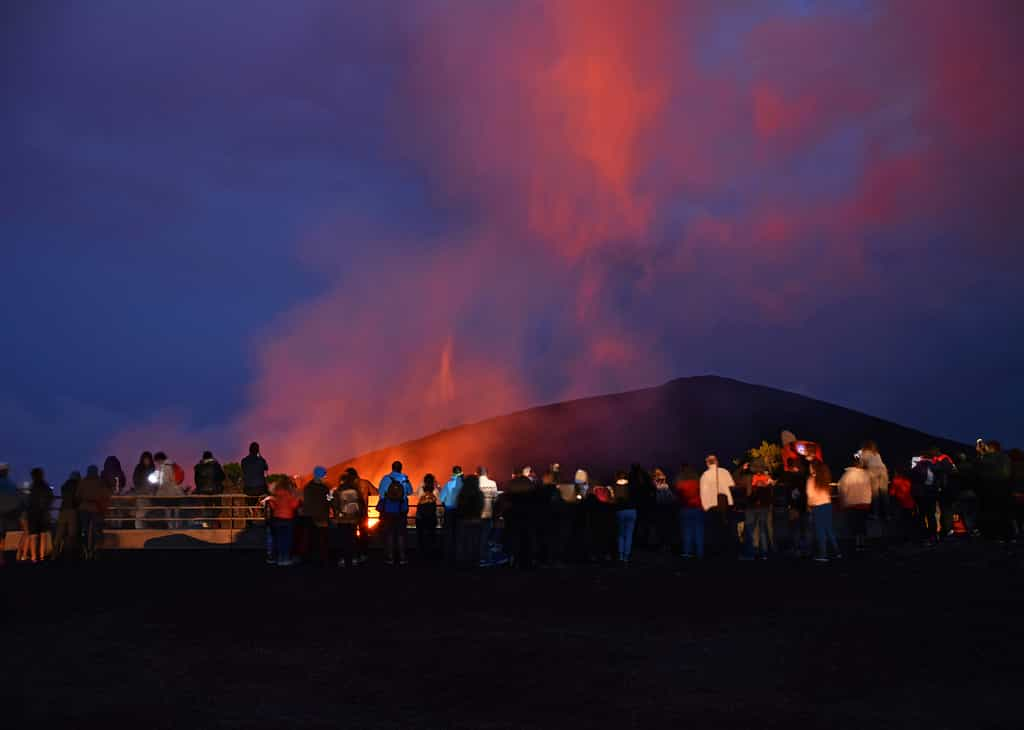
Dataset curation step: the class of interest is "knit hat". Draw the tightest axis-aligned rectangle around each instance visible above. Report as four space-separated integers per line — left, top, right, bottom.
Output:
313 466 328 480
574 469 588 485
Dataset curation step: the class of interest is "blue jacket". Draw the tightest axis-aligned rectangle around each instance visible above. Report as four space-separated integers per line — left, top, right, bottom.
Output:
0 475 20 515
378 471 412 513
439 474 463 509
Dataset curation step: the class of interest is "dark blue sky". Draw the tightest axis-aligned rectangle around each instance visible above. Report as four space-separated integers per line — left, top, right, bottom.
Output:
3 1 1022 480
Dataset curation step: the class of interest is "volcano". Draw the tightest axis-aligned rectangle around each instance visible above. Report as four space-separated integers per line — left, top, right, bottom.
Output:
323 376 964 486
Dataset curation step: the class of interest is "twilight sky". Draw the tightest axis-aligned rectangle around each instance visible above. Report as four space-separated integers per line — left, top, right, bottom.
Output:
3 0 1022 480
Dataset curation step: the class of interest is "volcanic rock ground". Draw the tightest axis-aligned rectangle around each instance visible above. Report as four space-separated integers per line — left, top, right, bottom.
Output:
4 541 1021 729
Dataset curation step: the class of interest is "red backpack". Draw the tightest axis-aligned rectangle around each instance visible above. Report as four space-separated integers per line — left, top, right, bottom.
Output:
172 463 185 485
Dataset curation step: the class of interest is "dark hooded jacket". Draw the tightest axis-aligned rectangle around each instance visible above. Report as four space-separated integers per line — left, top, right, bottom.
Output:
194 458 226 494
78 467 113 514
101 457 128 494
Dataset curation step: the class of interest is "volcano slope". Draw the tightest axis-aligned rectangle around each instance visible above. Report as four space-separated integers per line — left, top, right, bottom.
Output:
324 375 964 485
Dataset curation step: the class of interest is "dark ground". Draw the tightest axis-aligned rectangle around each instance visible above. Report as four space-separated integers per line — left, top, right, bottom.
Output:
4 542 1022 729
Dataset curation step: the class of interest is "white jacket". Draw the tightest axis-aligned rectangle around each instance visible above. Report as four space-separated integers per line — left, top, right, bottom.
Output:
479 476 498 519
699 467 735 511
154 463 183 497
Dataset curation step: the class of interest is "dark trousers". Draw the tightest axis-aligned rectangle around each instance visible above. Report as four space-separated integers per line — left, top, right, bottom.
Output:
337 523 357 567
54 510 78 558
655 504 679 551
80 511 104 558
457 519 482 567
308 524 329 566
443 508 459 563
505 509 533 568
381 513 407 562
416 518 439 559
916 496 938 541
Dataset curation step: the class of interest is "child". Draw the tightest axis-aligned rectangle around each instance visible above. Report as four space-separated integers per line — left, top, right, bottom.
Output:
267 480 299 566
416 474 440 560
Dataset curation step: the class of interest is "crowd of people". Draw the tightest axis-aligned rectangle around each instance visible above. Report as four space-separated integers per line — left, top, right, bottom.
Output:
2 433 1022 568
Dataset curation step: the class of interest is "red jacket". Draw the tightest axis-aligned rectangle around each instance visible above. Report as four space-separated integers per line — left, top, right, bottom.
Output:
269 489 299 520
890 474 914 510
675 479 702 509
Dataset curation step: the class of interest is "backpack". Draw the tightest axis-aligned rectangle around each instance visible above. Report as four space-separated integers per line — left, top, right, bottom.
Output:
380 477 407 514
336 487 361 519
592 485 613 504
172 463 185 485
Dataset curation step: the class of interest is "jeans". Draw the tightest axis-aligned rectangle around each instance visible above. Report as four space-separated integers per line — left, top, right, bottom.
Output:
272 519 294 564
616 508 637 559
811 504 839 559
679 508 705 558
744 508 770 557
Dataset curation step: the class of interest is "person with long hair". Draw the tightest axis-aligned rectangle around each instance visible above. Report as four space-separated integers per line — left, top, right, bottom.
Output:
132 451 155 529
807 459 840 562
25 467 53 563
53 471 81 560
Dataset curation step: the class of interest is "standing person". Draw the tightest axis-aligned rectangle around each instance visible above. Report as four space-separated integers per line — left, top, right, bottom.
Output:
456 475 484 568
53 471 81 560
241 442 270 497
267 479 299 566
302 467 331 567
131 451 156 529
99 456 128 531
744 461 775 560
77 465 113 560
782 458 810 556
415 474 440 561
838 457 872 553
503 467 536 568
1010 448 1024 541
613 471 638 564
859 441 890 529
333 472 365 568
477 467 498 565
652 468 678 553
25 467 53 563
699 455 735 557
676 465 704 559
101 456 128 495
628 464 655 550
911 451 941 544
378 462 413 566
979 441 1013 542
808 459 840 562
152 452 183 528
0 463 20 567
889 469 917 541
534 468 560 566
193 451 225 528
439 466 464 563
340 467 375 564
